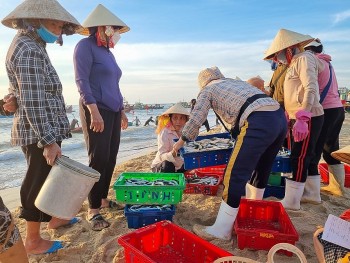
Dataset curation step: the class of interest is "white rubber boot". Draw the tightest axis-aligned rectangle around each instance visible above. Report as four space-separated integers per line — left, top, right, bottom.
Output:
301 175 322 204
245 183 265 200
321 164 350 198
280 179 305 210
192 200 238 241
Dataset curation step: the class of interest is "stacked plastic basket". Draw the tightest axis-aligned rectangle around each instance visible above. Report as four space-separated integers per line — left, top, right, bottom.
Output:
113 172 185 229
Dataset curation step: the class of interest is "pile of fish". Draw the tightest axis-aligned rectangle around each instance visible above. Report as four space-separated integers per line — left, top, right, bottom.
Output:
186 174 219 186
128 204 172 212
184 137 234 153
124 178 179 186
277 148 291 157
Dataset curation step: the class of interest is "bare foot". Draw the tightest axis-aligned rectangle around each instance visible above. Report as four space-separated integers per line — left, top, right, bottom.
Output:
25 238 61 255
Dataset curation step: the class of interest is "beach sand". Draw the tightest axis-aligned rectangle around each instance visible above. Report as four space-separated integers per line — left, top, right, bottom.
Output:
8 114 350 263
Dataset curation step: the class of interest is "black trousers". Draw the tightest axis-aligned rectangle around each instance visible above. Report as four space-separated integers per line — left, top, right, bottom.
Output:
308 107 345 175
152 160 185 173
290 115 324 182
19 142 61 222
80 103 121 209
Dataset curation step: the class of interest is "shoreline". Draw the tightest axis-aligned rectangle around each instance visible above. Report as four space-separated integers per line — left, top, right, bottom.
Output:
0 146 157 212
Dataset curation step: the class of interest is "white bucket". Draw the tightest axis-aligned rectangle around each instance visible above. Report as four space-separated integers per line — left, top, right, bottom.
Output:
35 156 100 220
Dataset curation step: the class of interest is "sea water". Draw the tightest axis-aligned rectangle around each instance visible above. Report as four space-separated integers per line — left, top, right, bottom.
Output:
0 105 218 190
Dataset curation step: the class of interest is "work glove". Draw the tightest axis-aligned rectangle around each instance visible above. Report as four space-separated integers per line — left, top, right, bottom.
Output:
292 110 312 142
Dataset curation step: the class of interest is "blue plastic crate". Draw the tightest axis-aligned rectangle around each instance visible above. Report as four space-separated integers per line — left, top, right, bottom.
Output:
124 205 176 229
179 133 233 170
263 177 286 198
271 155 292 173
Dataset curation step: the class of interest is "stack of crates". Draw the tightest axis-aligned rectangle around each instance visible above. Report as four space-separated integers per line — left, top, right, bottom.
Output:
113 172 185 229
264 148 292 198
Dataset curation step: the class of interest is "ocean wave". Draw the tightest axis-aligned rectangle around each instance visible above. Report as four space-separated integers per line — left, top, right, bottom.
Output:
0 149 22 161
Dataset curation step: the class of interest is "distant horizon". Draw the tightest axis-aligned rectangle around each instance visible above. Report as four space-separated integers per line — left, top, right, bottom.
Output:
1 1 349 104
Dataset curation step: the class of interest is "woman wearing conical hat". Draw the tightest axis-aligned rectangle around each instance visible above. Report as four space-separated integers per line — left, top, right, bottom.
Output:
264 29 325 210
73 4 129 231
151 103 189 173
2 0 81 256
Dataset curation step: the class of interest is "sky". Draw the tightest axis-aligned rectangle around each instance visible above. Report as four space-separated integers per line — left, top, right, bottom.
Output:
0 0 349 105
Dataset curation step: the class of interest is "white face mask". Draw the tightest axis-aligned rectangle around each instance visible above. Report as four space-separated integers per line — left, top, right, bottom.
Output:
112 32 121 45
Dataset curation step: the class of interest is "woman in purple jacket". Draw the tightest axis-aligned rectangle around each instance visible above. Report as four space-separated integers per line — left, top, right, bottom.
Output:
73 4 129 231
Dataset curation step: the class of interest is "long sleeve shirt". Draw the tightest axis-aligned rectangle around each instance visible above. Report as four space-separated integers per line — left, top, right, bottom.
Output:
73 35 124 112
316 54 343 110
284 51 324 119
5 30 71 147
182 78 279 141
151 126 184 171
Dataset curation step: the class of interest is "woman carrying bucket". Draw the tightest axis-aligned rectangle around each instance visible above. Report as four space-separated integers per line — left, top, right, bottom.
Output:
73 4 129 231
2 0 81 255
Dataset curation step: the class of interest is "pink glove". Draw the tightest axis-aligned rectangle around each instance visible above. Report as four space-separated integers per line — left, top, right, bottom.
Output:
292 110 312 142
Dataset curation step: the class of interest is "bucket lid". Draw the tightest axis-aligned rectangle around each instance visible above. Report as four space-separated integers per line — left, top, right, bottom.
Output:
55 156 100 179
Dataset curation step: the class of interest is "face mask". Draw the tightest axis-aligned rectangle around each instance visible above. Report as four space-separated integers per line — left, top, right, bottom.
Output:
37 25 59 43
112 32 121 45
276 50 288 65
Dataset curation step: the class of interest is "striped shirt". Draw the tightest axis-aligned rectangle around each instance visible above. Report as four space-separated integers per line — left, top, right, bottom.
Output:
5 30 71 147
182 78 279 141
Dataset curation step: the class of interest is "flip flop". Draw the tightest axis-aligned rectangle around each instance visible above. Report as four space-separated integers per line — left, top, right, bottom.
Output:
88 214 110 231
47 217 82 230
100 200 125 210
30 240 64 255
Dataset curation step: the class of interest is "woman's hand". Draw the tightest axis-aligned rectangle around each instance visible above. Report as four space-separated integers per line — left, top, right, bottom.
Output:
43 142 62 166
3 94 18 112
173 138 185 155
121 110 128 130
87 104 104 132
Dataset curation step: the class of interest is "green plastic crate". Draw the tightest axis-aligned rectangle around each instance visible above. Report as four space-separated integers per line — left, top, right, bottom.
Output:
113 172 186 204
268 172 282 186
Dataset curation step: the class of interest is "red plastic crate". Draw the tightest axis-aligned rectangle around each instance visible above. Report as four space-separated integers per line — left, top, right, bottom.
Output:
319 163 350 188
118 221 233 263
184 173 221 196
195 165 226 180
234 199 298 255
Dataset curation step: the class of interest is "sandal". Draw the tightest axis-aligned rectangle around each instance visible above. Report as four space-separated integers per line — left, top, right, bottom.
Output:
88 214 110 231
100 200 125 210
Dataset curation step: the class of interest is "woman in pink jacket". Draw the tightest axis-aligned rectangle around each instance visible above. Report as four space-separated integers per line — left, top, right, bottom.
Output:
303 39 348 200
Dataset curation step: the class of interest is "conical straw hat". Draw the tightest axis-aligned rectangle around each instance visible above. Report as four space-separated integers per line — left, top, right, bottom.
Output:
78 4 129 36
331 145 350 165
1 0 81 35
161 103 190 117
263 29 314 60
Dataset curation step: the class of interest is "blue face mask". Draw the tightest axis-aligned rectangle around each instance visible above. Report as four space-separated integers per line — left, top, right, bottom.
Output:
36 25 59 43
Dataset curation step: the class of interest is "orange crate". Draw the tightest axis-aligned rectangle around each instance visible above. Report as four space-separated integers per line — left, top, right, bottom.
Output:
234 199 298 255
318 163 350 188
184 173 221 196
118 221 232 263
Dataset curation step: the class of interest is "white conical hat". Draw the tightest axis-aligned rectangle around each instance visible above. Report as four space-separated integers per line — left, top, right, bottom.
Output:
161 103 190 117
331 145 350 165
1 0 81 35
78 4 129 36
263 29 314 60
